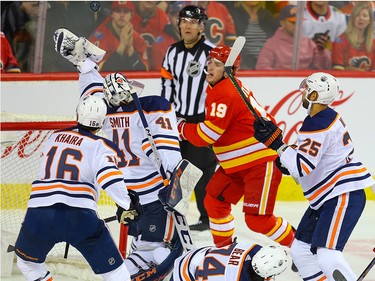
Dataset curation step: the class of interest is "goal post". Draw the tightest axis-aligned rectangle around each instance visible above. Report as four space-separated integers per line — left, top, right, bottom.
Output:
0 120 126 278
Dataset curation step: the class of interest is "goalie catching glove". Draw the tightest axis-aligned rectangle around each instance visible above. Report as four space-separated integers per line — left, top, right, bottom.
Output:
253 117 284 151
116 190 143 224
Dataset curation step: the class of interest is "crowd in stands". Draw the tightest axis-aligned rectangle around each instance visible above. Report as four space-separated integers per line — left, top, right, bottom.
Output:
1 1 374 73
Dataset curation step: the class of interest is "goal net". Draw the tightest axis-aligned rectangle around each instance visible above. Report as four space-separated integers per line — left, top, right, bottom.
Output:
1 120 122 279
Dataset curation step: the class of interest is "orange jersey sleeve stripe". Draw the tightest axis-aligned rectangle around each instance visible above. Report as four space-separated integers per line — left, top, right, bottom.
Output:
32 185 96 199
126 176 164 190
307 167 367 201
97 170 123 184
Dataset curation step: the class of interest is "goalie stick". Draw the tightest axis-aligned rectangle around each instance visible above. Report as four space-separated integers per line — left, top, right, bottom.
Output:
224 36 265 126
130 89 201 252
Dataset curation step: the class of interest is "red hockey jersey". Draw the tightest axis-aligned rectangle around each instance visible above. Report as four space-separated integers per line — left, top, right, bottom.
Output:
130 3 169 48
332 33 375 71
0 32 20 73
182 78 277 174
205 1 237 46
89 17 148 68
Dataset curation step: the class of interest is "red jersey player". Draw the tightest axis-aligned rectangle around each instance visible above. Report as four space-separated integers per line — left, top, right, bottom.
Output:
177 45 295 248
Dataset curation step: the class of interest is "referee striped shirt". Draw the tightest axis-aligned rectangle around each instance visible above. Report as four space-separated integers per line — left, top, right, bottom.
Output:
160 36 215 119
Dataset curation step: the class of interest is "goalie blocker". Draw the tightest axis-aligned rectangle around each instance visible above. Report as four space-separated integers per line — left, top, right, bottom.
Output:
158 159 203 252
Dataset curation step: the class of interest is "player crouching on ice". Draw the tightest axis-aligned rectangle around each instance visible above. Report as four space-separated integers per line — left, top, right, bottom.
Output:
53 28 203 280
170 242 289 281
14 96 143 281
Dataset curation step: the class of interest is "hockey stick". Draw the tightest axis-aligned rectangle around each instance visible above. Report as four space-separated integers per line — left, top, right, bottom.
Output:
357 249 375 281
130 90 197 252
224 36 265 125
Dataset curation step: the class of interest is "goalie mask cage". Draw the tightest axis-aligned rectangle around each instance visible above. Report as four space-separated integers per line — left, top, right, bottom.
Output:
1 121 124 279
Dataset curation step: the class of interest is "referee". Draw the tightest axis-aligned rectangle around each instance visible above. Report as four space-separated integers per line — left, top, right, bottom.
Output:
160 5 216 231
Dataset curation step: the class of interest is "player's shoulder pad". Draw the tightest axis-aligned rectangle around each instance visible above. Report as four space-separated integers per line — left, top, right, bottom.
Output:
139 96 172 113
78 127 122 155
300 107 338 132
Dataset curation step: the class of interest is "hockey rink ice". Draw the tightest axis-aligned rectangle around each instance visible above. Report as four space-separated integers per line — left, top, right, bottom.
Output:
3 201 375 281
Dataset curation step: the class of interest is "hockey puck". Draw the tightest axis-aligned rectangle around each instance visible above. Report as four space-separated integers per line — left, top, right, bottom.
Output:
90 1 101 12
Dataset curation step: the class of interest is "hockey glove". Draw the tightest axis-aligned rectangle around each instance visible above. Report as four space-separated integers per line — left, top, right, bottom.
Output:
116 190 143 224
176 117 187 141
253 117 284 151
158 186 175 213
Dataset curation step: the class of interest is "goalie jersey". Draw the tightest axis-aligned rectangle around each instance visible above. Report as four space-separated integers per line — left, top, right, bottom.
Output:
79 67 182 205
171 242 262 281
280 107 375 209
28 127 131 211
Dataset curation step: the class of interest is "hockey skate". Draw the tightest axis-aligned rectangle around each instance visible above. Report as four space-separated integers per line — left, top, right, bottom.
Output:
53 28 106 66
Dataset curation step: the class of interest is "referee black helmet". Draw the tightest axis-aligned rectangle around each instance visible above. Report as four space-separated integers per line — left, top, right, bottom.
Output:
177 5 208 26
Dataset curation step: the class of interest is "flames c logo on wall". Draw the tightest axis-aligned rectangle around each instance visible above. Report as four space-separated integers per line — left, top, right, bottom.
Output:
186 61 201 77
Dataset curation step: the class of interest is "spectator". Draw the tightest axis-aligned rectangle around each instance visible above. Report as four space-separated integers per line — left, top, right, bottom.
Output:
227 1 279 69
89 1 149 71
43 1 111 72
161 6 217 232
332 1 375 71
130 1 169 59
1 1 39 72
256 5 331 70
1 31 21 73
200 1 237 46
150 1 186 71
303 1 347 51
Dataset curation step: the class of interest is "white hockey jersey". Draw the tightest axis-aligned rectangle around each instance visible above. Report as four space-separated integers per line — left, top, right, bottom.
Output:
28 127 131 211
302 3 346 42
280 107 375 209
79 67 182 205
172 242 262 281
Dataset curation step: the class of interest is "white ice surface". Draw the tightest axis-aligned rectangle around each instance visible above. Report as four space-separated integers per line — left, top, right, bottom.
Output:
3 201 374 281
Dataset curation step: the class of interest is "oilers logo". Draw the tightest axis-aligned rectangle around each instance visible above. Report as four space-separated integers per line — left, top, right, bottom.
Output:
186 60 201 77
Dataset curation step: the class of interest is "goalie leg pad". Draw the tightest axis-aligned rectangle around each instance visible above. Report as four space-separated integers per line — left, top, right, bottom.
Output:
129 239 183 281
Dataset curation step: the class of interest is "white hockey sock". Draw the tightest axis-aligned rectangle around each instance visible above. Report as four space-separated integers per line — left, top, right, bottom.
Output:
317 248 357 281
16 257 50 281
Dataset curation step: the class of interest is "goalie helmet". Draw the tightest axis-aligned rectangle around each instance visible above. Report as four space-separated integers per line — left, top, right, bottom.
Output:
178 5 208 26
76 95 106 129
103 72 135 107
299 72 340 105
251 245 288 278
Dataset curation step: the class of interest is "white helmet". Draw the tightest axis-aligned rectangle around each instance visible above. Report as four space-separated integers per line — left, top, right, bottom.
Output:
103 72 135 107
299 72 340 105
76 95 106 129
251 245 288 278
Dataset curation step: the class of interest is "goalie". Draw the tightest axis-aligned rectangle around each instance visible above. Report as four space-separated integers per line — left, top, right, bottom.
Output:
53 28 202 280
